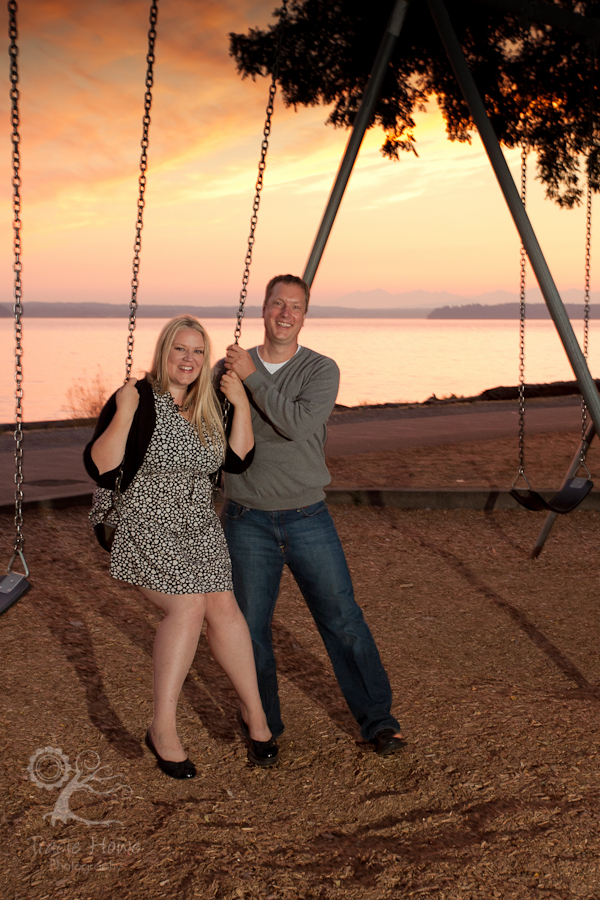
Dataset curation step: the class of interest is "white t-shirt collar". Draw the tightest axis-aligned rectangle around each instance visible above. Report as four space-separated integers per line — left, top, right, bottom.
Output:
257 345 302 374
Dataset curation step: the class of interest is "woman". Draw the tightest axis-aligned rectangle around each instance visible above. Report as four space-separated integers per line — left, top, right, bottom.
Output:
84 316 277 778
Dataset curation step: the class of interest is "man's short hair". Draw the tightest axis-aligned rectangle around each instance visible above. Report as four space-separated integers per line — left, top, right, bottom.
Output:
264 274 310 311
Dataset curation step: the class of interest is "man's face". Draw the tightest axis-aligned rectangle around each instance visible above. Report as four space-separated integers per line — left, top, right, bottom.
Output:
262 281 307 347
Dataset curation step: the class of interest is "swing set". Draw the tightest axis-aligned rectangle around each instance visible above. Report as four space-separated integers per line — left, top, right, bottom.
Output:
1 0 598 613
510 149 595 538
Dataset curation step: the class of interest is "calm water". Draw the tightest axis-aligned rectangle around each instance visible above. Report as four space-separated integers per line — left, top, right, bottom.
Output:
0 317 596 422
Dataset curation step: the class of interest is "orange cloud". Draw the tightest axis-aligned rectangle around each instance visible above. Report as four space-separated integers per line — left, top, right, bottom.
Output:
0 1 594 308
0 1 281 203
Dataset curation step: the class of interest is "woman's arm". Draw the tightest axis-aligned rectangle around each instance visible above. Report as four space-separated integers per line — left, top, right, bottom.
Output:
90 379 140 475
219 370 254 460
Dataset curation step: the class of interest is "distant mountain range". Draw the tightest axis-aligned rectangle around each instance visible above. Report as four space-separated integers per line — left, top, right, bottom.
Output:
314 288 600 309
0 302 431 319
1 288 598 319
326 289 461 309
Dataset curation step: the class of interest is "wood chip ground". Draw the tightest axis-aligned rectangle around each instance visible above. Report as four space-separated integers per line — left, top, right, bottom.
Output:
1 429 600 899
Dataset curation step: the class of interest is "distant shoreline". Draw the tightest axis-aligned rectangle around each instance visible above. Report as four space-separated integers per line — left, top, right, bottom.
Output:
0 302 431 319
0 301 596 319
428 302 599 319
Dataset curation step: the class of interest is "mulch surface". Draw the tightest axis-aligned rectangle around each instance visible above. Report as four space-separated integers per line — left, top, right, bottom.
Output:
326 428 600 490
2 430 600 899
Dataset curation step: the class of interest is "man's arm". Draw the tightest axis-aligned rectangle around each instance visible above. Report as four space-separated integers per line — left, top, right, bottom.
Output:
224 343 340 440
248 358 339 441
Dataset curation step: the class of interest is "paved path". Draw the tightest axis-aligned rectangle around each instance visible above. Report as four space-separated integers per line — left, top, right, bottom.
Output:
0 398 585 509
0 425 95 508
325 397 583 456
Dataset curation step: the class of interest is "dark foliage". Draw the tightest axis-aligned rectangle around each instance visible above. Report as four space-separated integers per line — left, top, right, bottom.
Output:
229 0 600 207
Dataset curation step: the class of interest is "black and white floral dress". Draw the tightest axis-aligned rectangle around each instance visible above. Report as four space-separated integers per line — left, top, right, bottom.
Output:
90 388 233 594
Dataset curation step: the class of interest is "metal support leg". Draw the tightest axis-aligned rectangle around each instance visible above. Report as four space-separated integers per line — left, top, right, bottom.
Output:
530 422 597 558
427 0 600 436
302 0 410 287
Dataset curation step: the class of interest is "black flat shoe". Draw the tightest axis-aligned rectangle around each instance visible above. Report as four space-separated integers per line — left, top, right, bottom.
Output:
372 728 407 756
236 710 279 767
144 730 196 779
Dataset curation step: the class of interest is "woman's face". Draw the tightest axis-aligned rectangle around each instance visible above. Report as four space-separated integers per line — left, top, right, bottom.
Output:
166 327 205 391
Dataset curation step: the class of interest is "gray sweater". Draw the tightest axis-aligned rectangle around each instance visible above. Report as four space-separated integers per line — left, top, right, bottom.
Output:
223 346 339 511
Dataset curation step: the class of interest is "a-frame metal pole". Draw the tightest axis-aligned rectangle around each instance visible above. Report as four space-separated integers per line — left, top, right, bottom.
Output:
426 0 600 434
302 0 410 287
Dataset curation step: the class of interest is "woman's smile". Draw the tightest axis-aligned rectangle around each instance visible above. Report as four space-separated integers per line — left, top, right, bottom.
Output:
166 327 205 390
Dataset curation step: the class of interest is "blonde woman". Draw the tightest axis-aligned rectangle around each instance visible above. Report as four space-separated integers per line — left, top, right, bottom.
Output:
84 316 277 778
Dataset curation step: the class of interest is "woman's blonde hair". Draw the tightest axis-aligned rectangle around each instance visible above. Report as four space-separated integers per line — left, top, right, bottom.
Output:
147 316 225 450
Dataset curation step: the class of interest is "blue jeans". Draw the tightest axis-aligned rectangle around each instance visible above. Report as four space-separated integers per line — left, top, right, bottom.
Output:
224 500 400 742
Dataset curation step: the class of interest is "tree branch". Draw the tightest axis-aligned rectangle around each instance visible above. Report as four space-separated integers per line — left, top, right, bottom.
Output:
472 0 600 44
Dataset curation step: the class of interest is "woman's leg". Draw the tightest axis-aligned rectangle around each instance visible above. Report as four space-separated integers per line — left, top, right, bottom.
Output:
140 587 206 761
204 590 271 742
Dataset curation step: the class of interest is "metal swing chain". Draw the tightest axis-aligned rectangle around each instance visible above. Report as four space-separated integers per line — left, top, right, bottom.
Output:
7 0 27 577
579 41 596 476
580 175 592 470
125 0 158 382
233 0 288 344
220 1 288 440
515 145 529 487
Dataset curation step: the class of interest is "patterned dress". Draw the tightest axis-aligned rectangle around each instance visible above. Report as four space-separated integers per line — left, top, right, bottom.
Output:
90 388 233 594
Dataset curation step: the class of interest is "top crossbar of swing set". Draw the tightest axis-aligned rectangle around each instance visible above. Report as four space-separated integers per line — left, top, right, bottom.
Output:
301 0 600 522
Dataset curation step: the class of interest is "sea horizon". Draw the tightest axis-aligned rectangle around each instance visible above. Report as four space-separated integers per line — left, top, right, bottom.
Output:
1 317 596 423
1 287 599 319
1 296 599 321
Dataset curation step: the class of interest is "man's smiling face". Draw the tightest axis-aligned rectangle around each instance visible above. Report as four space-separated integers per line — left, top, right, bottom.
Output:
262 281 307 349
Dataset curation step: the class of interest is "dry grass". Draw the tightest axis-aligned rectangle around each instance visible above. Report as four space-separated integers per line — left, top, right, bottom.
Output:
62 369 109 420
327 429 600 490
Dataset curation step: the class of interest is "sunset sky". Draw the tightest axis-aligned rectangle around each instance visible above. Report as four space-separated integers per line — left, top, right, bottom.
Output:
0 0 597 310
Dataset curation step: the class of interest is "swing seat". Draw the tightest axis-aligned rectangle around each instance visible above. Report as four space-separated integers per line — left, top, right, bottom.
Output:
0 571 30 615
510 476 593 514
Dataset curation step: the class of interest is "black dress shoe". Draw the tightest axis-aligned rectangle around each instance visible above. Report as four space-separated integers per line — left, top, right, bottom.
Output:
236 710 279 767
372 728 408 756
144 730 196 779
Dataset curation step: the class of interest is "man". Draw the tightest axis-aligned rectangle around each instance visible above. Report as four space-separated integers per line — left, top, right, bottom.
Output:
222 274 405 757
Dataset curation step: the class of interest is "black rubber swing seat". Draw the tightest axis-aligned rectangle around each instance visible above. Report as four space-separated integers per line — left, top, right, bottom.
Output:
510 476 594 514
0 571 30 616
